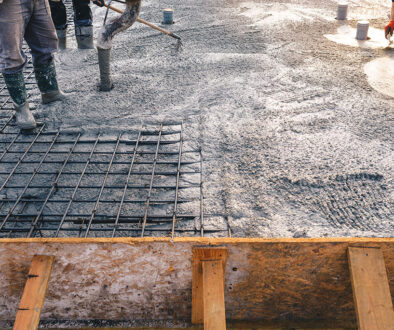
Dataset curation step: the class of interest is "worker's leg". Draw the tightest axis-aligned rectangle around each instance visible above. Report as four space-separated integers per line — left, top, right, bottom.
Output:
0 0 37 129
25 0 66 104
24 0 58 66
49 0 67 29
0 0 29 75
72 0 94 49
49 0 68 48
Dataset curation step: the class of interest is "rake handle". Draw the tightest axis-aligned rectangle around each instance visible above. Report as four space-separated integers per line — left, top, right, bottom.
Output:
102 3 181 40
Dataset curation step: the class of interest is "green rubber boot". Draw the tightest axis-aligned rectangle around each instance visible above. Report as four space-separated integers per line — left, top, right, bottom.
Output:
3 72 36 130
34 61 66 104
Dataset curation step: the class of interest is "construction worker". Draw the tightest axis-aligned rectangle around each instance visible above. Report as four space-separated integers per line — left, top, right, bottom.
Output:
385 0 394 39
0 0 65 130
49 0 94 49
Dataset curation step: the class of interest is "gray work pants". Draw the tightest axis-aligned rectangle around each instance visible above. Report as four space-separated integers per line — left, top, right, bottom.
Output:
0 0 58 74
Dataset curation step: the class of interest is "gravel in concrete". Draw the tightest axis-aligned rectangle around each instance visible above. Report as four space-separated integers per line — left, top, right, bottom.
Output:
28 0 393 238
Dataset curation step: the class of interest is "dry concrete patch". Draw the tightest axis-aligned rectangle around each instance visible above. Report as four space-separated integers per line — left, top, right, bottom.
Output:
345 0 391 20
325 24 393 49
364 56 394 98
239 1 331 26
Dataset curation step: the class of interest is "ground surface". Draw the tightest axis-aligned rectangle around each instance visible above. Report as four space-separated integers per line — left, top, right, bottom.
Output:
30 0 393 237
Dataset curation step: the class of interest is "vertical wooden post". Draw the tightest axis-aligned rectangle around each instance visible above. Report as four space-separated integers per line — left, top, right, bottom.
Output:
192 246 227 329
202 259 226 329
14 255 54 330
348 247 394 330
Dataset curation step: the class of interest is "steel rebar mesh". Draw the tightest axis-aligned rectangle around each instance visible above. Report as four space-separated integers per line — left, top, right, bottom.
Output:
0 122 231 238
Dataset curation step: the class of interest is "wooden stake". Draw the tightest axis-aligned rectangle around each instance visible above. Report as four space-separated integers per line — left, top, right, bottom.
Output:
348 247 394 330
203 260 226 329
13 255 54 330
192 246 227 328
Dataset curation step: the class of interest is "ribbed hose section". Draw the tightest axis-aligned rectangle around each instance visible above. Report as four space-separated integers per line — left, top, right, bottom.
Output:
96 0 142 50
98 48 113 91
96 0 141 91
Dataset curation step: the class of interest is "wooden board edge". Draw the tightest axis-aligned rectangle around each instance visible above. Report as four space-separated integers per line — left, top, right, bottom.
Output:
0 237 392 245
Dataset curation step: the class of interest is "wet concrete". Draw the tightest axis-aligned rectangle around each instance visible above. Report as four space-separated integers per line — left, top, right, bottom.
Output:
29 0 393 237
364 56 394 98
325 24 393 49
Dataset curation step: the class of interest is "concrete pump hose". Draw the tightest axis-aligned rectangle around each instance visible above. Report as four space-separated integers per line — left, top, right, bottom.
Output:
97 0 142 50
97 0 142 91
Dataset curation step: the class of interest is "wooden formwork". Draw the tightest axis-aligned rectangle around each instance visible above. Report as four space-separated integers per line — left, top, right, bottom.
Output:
0 237 393 329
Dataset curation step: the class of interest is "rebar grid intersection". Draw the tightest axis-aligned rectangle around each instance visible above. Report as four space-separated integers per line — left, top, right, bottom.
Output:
0 123 222 238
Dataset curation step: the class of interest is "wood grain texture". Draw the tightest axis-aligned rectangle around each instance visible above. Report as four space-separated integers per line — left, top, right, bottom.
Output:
203 260 226 330
348 247 394 330
0 238 391 326
13 255 54 330
192 247 227 324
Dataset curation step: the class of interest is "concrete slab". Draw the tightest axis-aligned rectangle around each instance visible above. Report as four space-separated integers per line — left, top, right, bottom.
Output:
29 0 393 238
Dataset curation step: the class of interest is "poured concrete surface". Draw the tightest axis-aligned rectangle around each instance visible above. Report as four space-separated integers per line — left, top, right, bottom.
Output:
0 237 392 326
29 0 393 238
325 24 393 49
364 57 394 98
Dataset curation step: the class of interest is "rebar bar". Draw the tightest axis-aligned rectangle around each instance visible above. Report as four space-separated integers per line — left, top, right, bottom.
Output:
27 134 82 237
112 131 141 237
83 134 121 237
0 125 45 192
140 124 162 237
0 132 60 231
171 123 183 238
55 135 100 236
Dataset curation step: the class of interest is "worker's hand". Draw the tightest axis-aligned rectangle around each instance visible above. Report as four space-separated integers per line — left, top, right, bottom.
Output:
93 0 105 7
385 21 394 39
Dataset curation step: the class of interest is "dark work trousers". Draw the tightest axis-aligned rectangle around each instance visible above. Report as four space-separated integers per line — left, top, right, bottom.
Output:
0 0 58 74
49 0 92 30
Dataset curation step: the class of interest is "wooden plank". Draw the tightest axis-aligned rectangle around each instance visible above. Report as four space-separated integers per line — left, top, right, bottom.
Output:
348 247 394 330
203 260 226 330
192 246 227 324
13 255 54 330
0 239 392 325
0 236 393 244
